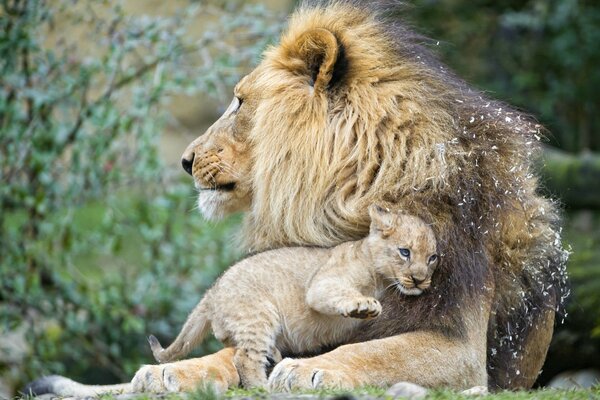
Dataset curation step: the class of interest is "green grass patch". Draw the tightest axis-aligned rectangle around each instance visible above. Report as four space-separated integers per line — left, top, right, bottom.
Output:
86 386 600 400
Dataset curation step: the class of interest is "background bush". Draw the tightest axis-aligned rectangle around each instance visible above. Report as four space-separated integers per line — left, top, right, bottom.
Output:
410 0 600 153
0 0 282 391
0 0 599 395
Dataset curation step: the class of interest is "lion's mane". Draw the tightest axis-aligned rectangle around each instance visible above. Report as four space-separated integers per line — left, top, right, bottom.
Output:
240 1 568 389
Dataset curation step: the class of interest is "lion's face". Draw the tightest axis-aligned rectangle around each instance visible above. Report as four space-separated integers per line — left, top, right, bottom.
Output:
181 75 257 220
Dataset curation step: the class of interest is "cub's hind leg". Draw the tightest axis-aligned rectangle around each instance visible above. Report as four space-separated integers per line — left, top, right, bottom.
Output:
234 347 271 388
226 312 280 388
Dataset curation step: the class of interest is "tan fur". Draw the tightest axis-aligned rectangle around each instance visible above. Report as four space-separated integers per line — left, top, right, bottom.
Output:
149 206 438 388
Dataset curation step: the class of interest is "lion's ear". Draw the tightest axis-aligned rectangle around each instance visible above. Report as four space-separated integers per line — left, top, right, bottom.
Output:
287 28 341 92
368 204 396 238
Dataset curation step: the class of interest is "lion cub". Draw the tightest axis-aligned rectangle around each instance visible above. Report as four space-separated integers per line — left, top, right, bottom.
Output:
148 205 439 388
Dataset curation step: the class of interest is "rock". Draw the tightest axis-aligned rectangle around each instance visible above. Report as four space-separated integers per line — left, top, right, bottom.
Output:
0 376 12 400
385 382 428 400
0 324 29 398
28 395 57 400
461 386 488 396
547 369 600 389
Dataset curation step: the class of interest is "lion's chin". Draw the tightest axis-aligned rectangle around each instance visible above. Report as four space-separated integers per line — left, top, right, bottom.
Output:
196 187 250 221
196 190 234 220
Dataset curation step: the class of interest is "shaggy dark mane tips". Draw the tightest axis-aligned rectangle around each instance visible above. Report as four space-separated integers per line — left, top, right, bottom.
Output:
295 0 569 390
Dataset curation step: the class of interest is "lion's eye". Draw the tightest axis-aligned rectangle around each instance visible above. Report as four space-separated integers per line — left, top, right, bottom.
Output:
236 96 244 108
428 255 438 264
398 248 410 259
225 96 242 115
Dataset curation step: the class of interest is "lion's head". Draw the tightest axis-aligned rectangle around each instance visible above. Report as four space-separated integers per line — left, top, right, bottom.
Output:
183 3 467 251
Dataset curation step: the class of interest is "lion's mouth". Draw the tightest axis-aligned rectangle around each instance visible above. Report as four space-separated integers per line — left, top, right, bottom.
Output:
197 182 236 192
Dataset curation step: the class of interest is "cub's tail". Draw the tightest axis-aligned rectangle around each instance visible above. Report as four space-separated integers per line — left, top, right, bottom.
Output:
149 301 211 364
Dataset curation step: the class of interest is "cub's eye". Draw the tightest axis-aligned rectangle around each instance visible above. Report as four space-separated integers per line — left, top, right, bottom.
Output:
428 255 438 264
398 248 410 258
236 96 244 107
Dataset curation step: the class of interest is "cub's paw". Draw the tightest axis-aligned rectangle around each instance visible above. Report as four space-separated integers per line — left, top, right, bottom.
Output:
336 297 381 319
268 358 357 391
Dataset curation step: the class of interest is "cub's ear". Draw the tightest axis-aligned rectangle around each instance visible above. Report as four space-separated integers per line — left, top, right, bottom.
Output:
286 28 341 92
368 204 396 238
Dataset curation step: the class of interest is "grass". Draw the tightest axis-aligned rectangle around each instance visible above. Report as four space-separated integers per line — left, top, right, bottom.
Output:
90 386 600 400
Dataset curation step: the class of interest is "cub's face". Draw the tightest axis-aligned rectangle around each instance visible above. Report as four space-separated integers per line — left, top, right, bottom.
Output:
367 205 439 296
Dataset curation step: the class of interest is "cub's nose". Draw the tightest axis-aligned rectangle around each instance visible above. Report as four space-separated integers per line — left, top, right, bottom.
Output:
182 154 194 176
412 276 425 286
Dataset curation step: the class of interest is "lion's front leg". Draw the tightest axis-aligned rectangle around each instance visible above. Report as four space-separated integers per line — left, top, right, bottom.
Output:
132 347 239 394
268 331 487 391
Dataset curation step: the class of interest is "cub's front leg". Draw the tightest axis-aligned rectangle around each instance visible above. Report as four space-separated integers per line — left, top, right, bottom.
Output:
334 296 382 319
306 259 380 319
309 294 382 319
306 278 381 319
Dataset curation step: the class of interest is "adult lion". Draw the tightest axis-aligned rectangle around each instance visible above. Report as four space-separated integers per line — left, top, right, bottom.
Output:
27 0 568 396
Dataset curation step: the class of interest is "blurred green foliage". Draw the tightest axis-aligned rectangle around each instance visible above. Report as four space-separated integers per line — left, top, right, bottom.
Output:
0 0 281 390
539 211 600 382
411 0 600 153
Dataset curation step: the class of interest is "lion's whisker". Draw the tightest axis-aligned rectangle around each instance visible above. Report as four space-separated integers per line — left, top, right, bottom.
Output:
218 162 242 180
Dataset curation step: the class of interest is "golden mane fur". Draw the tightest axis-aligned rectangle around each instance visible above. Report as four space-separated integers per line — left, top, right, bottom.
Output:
245 4 456 249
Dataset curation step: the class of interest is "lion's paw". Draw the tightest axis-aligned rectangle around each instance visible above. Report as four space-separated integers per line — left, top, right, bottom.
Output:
268 358 357 391
131 362 230 394
336 297 381 319
131 365 168 393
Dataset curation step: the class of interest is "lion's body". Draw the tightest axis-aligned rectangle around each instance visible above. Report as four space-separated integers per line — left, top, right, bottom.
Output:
25 1 568 397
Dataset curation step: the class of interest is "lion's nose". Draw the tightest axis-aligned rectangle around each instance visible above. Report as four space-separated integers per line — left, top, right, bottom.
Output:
182 153 194 176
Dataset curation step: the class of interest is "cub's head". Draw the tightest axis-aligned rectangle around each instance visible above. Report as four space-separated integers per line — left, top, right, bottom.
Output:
366 205 439 296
